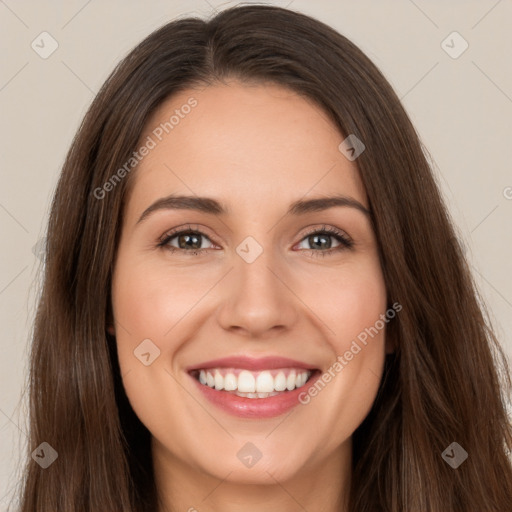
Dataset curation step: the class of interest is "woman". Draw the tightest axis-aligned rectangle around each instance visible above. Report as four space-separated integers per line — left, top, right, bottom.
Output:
17 4 512 511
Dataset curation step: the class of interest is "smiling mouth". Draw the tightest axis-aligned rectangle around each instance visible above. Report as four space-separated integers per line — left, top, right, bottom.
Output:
189 367 320 399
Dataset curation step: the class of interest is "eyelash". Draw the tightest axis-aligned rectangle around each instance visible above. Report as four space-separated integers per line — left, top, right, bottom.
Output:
157 224 354 258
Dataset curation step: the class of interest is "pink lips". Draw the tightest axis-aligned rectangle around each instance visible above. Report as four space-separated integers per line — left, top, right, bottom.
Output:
186 355 321 419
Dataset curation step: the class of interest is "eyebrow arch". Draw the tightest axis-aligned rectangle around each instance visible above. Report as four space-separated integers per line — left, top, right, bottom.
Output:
136 194 371 225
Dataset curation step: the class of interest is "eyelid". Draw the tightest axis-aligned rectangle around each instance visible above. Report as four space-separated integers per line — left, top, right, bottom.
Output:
158 224 354 250
158 223 353 255
158 223 219 245
298 224 352 244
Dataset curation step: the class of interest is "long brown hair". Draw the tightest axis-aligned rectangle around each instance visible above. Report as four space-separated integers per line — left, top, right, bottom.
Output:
15 5 512 511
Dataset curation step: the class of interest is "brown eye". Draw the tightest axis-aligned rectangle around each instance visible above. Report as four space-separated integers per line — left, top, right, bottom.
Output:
159 229 215 254
157 225 353 257
295 226 353 257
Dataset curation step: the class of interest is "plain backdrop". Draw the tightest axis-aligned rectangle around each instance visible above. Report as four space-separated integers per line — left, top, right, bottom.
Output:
1 0 511 508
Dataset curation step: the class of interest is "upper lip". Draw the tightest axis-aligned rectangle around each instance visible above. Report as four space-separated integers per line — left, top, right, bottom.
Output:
186 355 319 372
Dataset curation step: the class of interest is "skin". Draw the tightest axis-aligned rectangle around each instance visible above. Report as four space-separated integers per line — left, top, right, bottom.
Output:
110 81 391 512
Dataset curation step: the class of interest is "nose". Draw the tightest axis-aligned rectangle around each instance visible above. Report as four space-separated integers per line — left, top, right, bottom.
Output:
215 244 299 338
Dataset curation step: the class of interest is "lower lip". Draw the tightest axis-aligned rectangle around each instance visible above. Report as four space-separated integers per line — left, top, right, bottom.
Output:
188 371 321 419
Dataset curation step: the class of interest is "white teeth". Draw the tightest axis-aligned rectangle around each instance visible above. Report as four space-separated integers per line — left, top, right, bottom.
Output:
223 373 237 391
274 372 287 391
238 370 256 392
286 371 296 391
256 371 274 393
195 368 312 395
214 370 224 390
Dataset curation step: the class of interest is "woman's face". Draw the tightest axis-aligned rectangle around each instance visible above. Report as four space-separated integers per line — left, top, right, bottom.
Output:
111 81 389 489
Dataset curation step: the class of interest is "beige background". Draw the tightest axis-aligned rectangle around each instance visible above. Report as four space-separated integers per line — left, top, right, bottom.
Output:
1 0 511 508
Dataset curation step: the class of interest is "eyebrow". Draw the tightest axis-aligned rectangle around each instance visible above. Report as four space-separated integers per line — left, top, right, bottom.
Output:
136 194 371 225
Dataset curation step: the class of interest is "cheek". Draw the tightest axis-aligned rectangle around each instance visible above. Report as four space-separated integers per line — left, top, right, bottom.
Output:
110 253 224 424
332 275 387 357
334 270 387 381
110 257 203 446
295 256 387 349
292 258 388 432
111 256 212 346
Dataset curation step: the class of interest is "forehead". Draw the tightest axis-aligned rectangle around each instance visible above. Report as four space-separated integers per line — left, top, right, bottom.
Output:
125 81 367 221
